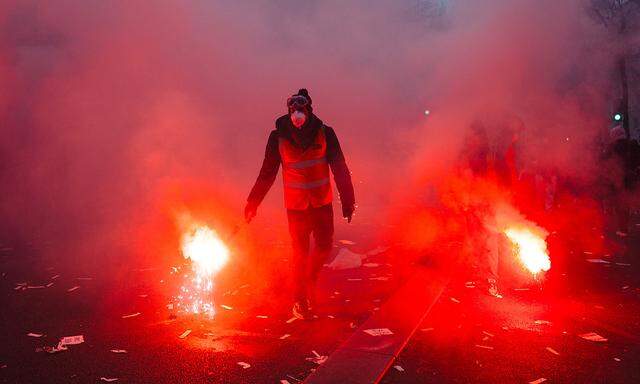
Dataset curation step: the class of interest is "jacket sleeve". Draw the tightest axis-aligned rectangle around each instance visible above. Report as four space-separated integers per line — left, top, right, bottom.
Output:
247 130 281 207
325 126 356 208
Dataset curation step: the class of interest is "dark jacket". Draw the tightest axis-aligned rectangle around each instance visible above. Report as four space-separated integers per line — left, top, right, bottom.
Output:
247 113 356 211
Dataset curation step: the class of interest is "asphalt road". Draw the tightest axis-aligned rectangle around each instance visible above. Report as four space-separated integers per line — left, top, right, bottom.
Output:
2 215 639 383
381 226 640 384
0 238 399 383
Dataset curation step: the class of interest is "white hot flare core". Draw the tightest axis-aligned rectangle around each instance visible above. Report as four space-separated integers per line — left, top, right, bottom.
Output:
504 227 551 275
180 225 229 317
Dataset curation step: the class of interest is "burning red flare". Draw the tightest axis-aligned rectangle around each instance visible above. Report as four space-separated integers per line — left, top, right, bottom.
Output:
178 224 229 317
505 227 551 275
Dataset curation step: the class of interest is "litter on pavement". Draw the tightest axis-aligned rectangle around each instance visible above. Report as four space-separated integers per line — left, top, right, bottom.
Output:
27 333 43 338
545 347 560 355
100 377 118 382
279 334 291 340
586 259 610 264
41 335 85 354
110 349 127 354
363 328 394 336
393 365 405 372
338 239 356 245
325 248 362 270
237 362 251 369
121 312 141 319
305 351 328 365
363 263 380 267
529 378 547 384
59 335 84 346
578 332 607 342
450 297 460 303
366 246 389 256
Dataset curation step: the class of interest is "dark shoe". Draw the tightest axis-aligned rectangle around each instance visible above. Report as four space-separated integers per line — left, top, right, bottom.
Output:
487 279 503 298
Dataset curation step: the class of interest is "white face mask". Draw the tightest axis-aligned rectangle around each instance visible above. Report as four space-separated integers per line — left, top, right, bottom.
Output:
290 111 306 128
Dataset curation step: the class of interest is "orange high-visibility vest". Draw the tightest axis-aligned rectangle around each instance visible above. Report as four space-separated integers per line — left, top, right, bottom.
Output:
278 126 333 210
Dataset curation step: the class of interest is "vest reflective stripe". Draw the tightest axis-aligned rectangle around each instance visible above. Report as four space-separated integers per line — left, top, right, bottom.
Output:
284 177 330 189
285 157 328 170
278 126 333 210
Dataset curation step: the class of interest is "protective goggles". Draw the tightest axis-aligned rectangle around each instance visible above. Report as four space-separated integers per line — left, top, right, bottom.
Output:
287 95 309 110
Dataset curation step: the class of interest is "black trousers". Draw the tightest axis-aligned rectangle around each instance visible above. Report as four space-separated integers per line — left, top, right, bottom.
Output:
287 203 334 303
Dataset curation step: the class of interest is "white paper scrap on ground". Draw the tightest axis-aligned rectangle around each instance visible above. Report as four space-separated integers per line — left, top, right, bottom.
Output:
256 315 268 319
450 297 460 303
220 305 233 310
338 239 356 245
366 246 389 256
237 362 251 369
46 344 68 354
578 332 607 342
529 378 547 384
110 349 127 354
179 329 191 339
326 248 363 270
363 263 380 268
100 378 118 382
59 335 84 346
27 333 44 338
305 351 328 365
67 286 80 292
286 317 298 324
279 334 291 340
545 347 560 355
121 312 141 319
393 365 405 372
363 328 394 336
586 258 610 264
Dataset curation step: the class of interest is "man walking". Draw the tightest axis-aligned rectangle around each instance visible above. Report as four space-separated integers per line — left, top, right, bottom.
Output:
245 89 356 319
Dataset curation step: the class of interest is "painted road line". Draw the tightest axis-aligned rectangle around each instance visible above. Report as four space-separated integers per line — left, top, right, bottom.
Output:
305 267 448 384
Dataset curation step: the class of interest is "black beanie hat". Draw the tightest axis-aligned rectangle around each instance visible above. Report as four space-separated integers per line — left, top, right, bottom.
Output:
296 88 312 106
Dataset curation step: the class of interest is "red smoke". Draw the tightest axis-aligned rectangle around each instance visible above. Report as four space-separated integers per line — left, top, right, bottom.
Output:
0 1 628 291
